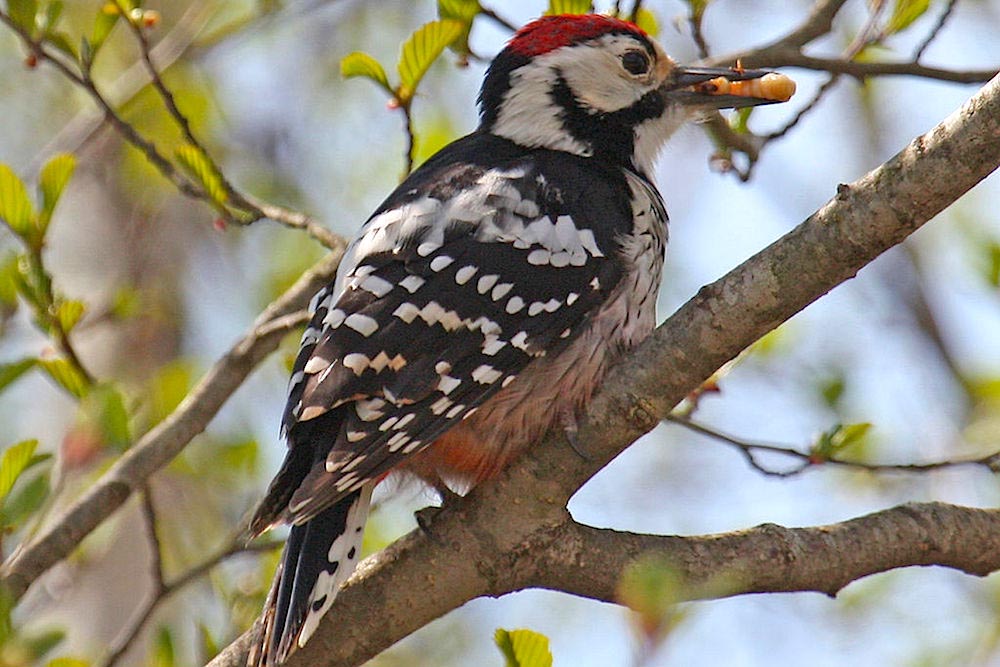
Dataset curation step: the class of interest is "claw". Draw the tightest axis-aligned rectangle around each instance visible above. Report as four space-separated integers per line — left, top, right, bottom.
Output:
561 408 591 461
415 505 444 542
434 483 463 506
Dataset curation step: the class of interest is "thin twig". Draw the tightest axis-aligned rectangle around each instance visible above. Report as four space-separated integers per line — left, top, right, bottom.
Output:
479 6 518 33
102 526 281 667
628 0 645 23
28 4 211 173
0 8 338 249
844 0 887 58
777 0 851 48
913 0 958 62
763 74 841 141
112 2 202 153
400 102 416 177
689 8 711 60
21 248 97 387
140 486 167 593
667 415 1000 477
0 11 208 200
110 2 334 235
702 0 994 181
240 194 342 248
1 250 344 603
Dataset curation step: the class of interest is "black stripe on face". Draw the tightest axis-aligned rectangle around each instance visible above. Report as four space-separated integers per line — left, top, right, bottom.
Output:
549 73 666 167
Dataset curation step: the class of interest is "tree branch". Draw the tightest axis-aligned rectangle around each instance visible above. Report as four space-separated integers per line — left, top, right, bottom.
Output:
665 415 1000 478
531 503 1000 604
27 3 212 172
102 526 281 667
775 0 849 48
744 51 997 83
206 71 1000 667
0 249 346 602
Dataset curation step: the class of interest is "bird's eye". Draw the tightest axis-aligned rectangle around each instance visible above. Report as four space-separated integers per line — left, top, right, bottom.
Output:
622 50 650 76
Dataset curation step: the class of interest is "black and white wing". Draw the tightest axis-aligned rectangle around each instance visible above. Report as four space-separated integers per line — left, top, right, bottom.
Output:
251 134 641 532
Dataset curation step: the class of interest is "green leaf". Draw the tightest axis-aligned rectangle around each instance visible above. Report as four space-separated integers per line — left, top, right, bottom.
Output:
811 422 873 461
46 30 77 59
494 628 553 667
12 254 46 311
731 107 754 134
148 361 194 426
8 0 39 32
545 0 592 15
0 163 36 239
176 145 227 205
0 471 49 530
0 439 39 502
46 659 90 667
82 383 131 450
886 0 930 34
0 358 37 393
748 325 791 358
218 438 259 475
56 298 86 332
0 585 12 646
0 253 20 310
45 1 64 27
340 52 392 93
197 622 219 662
633 8 659 36
79 35 93 68
819 374 846 410
152 626 175 667
438 0 479 56
38 358 88 398
396 20 464 102
91 5 120 53
835 422 873 448
438 0 480 21
110 285 141 319
616 557 689 639
24 628 65 660
685 0 710 19
983 241 1000 288
38 153 76 234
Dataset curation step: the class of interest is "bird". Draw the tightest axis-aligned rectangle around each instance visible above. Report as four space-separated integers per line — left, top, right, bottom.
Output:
246 13 793 666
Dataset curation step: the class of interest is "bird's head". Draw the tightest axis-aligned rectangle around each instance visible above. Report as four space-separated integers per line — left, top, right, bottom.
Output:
478 14 794 174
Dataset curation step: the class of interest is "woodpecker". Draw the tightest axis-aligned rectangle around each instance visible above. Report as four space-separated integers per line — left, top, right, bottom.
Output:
247 14 793 666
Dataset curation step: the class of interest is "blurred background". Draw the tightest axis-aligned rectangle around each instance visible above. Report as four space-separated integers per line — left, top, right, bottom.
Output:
0 0 999 665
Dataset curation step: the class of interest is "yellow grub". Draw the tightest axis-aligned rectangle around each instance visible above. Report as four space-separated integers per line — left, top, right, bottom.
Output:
696 72 796 102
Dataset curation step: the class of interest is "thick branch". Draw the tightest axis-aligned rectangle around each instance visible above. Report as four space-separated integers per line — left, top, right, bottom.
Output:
208 72 1000 667
533 503 1000 603
0 250 345 601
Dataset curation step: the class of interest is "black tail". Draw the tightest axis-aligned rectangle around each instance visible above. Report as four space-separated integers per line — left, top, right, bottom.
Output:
249 486 372 666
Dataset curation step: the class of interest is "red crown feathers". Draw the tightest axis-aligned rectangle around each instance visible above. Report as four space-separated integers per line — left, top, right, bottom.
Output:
506 14 646 57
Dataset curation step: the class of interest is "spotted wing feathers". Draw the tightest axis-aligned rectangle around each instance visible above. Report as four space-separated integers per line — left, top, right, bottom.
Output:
271 163 625 525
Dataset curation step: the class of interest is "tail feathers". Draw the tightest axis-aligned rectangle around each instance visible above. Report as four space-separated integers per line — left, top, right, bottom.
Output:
249 484 373 667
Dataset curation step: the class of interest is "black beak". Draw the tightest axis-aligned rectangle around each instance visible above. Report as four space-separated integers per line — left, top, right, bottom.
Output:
664 66 796 109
